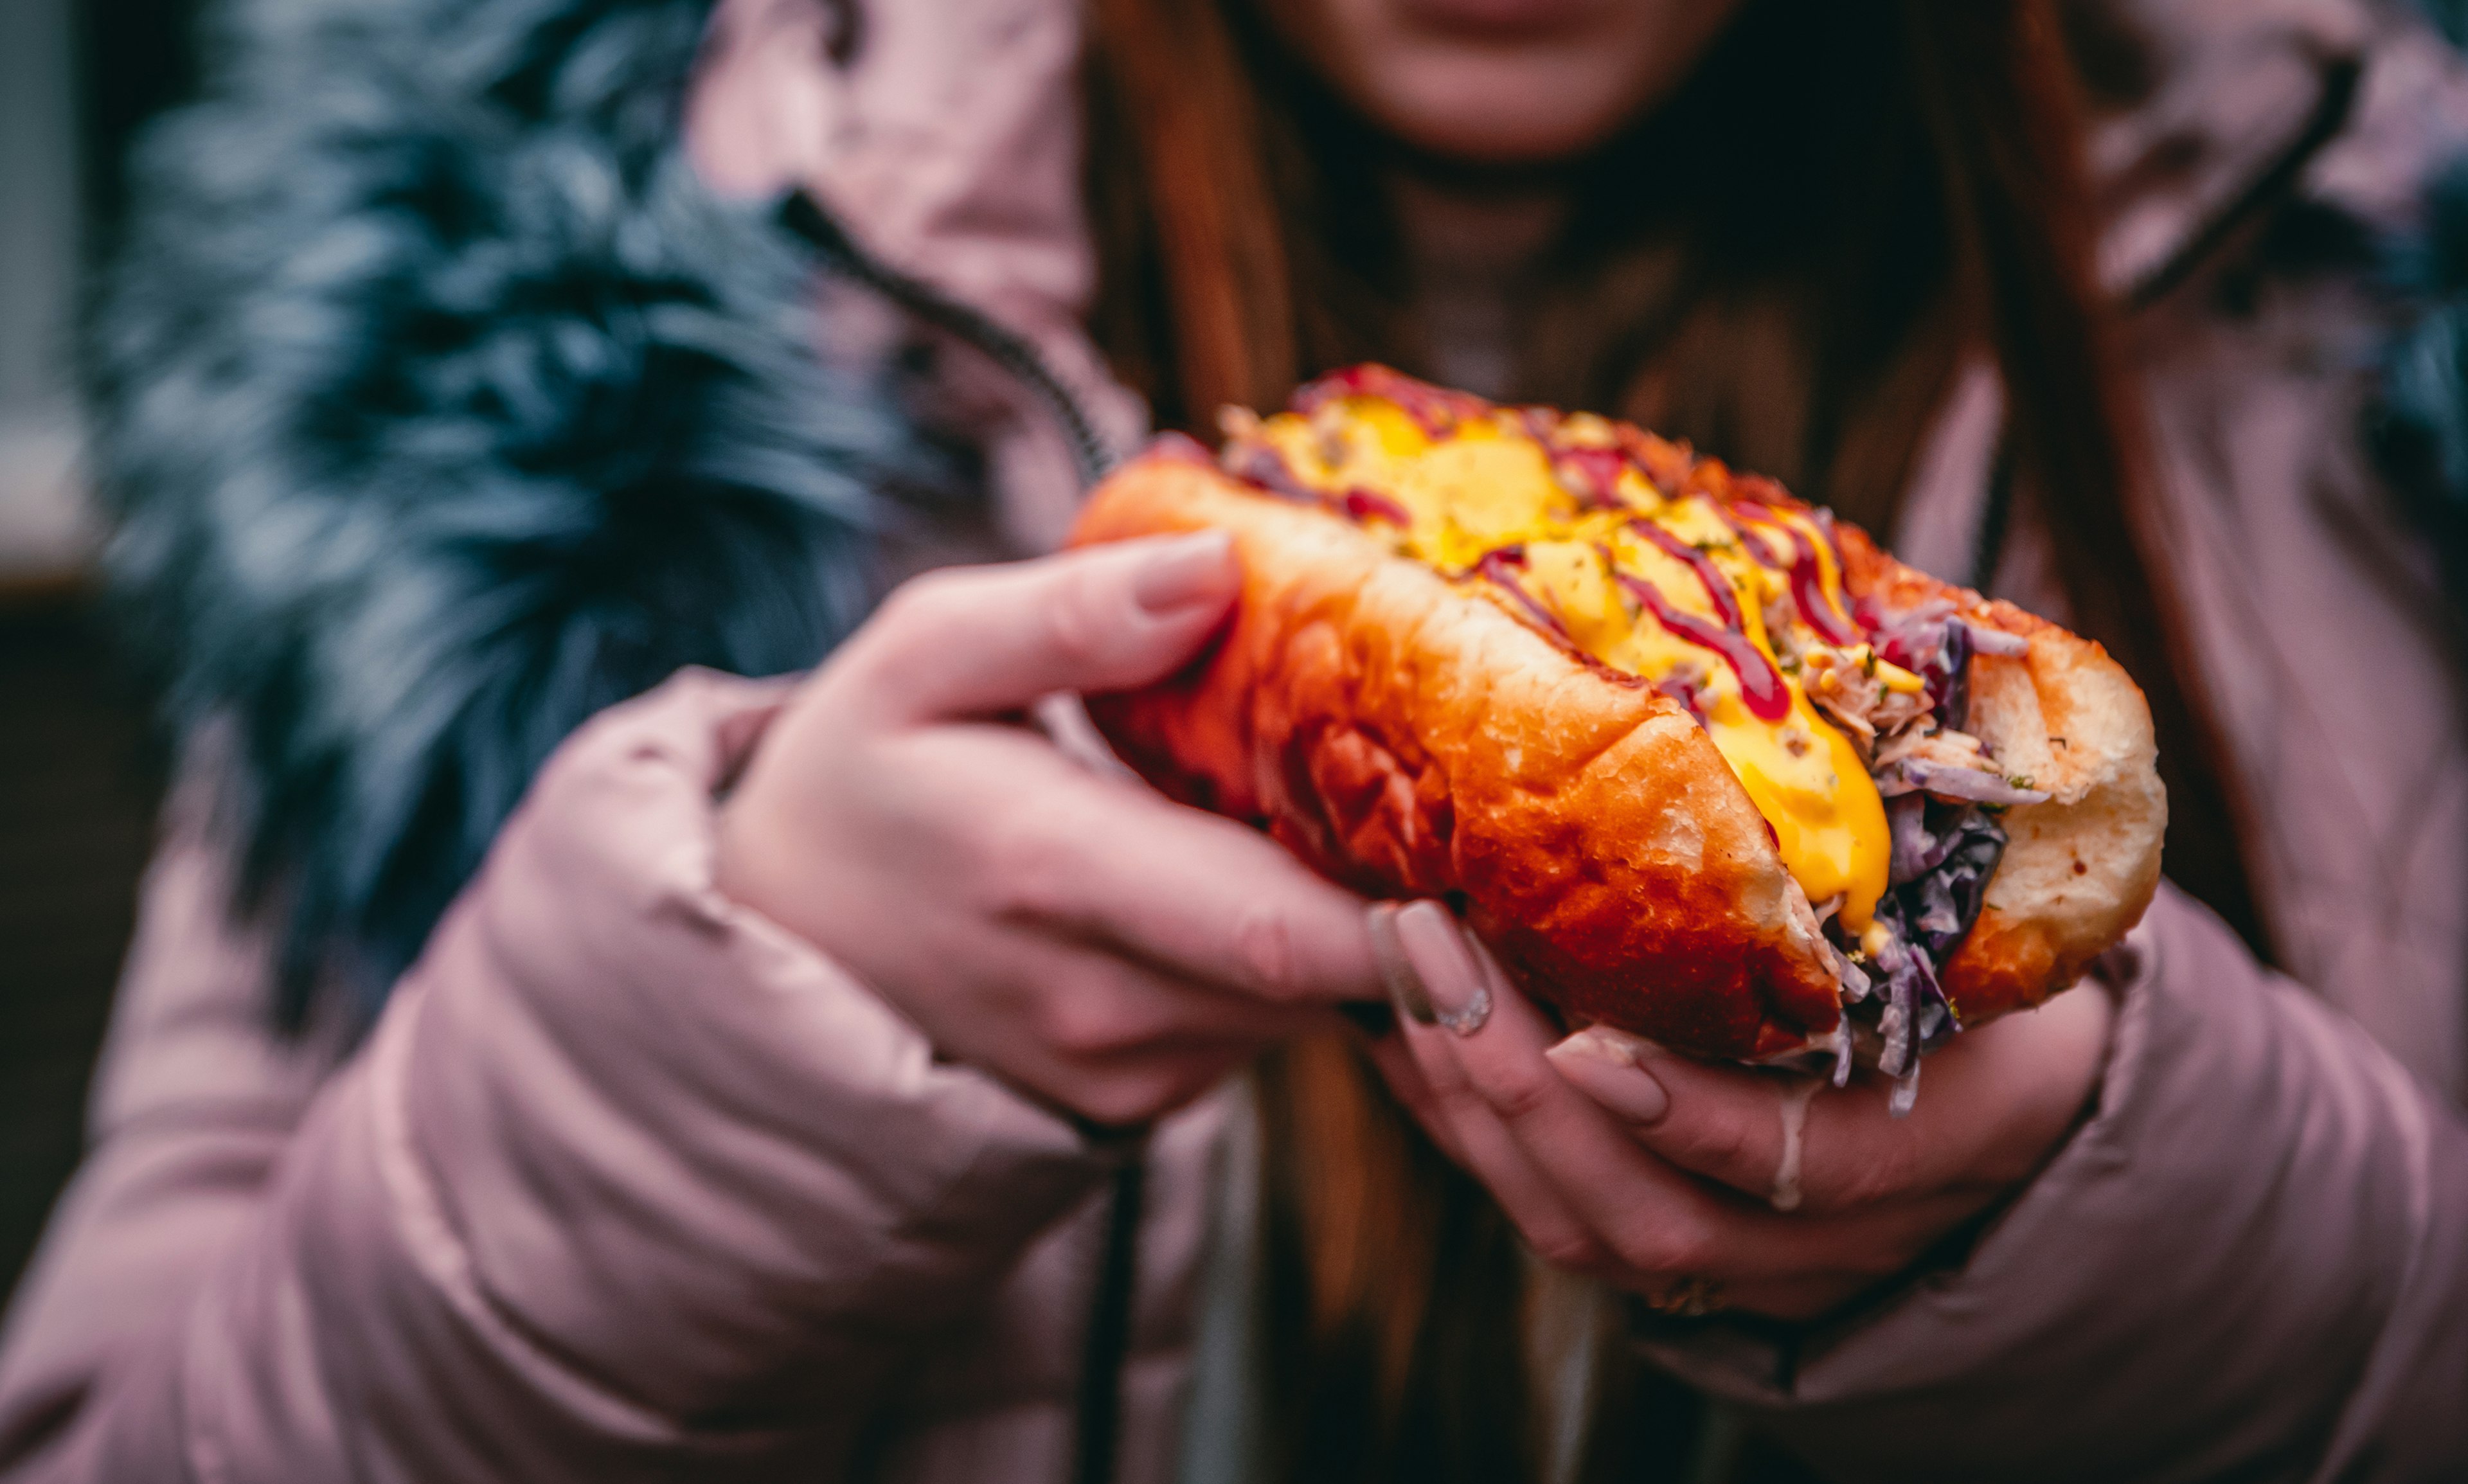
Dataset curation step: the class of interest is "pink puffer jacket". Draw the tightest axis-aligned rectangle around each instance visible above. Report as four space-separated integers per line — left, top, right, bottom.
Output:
4 0 2467 1480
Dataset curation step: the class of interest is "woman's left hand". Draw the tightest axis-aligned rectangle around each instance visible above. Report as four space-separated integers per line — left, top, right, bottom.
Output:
1362 900 2114 1321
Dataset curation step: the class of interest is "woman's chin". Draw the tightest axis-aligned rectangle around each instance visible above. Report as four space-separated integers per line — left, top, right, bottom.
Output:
1347 63 1653 164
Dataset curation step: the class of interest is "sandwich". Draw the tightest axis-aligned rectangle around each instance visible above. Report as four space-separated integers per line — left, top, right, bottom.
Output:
1068 366 2163 1100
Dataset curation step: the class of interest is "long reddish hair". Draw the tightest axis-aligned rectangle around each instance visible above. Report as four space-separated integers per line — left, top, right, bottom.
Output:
1085 1 2264 1475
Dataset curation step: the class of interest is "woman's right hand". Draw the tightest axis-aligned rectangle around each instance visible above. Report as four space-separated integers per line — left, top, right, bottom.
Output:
716 532 1384 1127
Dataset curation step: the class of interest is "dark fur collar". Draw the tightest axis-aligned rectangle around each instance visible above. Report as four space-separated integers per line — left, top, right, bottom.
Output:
94 0 927 1026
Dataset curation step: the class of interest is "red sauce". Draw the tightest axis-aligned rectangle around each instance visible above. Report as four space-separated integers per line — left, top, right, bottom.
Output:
1656 672 1709 724
1341 487 1413 527
1292 364 1490 439
1226 442 1414 530
1224 442 1318 505
1473 546 1573 643
1609 566 1793 722
1550 447 1632 510
1730 501 1862 647
1708 499 1784 569
1626 519 1744 629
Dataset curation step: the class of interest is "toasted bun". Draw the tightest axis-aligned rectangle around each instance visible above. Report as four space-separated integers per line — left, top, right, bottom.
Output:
1069 447 2162 1060
1834 530 2165 1022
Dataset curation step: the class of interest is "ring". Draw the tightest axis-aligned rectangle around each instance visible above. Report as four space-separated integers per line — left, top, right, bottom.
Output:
1643 1274 1727 1318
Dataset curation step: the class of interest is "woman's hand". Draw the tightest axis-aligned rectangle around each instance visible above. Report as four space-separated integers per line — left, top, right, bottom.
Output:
1363 900 2113 1319
717 533 1385 1128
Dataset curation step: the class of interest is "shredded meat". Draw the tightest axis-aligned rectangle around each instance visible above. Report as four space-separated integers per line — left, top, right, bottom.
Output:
1868 687 1930 738
1801 647 1884 745
1876 725 1992 771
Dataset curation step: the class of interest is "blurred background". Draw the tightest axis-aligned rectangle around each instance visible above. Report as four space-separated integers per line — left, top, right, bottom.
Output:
1 0 201 1302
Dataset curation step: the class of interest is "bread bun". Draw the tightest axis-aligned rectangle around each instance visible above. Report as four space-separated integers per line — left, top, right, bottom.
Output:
1067 373 2162 1064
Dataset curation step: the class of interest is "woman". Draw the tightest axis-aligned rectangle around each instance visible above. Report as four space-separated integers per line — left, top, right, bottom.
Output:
1 0 2464 1480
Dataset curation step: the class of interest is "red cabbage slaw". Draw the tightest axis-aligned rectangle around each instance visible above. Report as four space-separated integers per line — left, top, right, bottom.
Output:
1822 601 2045 1109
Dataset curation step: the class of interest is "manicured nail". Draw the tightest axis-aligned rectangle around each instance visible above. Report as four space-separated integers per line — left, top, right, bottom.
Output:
1131 531 1238 614
1394 900 1490 1035
1546 1029 1671 1125
1366 903 1434 1025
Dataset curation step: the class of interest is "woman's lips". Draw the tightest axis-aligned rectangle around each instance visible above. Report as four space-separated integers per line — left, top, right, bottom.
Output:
1389 0 1607 39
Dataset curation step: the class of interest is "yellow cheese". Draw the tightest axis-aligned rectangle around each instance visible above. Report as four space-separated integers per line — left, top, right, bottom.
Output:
1258 397 1890 929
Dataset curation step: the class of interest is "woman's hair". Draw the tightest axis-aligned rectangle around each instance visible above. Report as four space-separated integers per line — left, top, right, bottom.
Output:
1085 1 2263 1476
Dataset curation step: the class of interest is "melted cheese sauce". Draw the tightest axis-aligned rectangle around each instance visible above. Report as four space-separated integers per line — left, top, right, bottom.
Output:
1249 395 1893 929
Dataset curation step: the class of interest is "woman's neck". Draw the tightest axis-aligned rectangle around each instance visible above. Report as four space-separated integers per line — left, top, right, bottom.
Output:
1386 171 1568 400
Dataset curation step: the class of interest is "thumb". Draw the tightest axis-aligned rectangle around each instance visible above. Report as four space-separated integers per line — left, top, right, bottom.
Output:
855 531 1240 722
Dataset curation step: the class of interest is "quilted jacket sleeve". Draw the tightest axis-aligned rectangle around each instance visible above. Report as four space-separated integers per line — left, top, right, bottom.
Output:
1636 884 2468 1483
0 669 1116 1482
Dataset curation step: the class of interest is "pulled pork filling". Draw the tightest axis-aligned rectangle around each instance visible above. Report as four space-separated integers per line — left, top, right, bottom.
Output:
1208 366 2048 1104
1823 601 2045 1109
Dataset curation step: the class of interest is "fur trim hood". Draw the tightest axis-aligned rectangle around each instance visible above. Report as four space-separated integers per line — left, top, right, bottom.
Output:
93 0 928 1024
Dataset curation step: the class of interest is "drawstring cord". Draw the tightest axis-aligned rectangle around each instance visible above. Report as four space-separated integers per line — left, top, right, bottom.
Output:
776 192 1120 490
1073 1159 1149 1484
776 188 1143 1484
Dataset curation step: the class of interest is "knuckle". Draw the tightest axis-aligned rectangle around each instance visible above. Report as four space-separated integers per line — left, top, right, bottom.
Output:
1228 902 1301 1000
1067 1076 1158 1129
875 570 961 638
1828 1135 1922 1211
1041 569 1122 674
1526 1226 1608 1276
1418 1065 1482 1118
976 812 1080 925
1610 1218 1708 1279
1476 1062 1560 1125
1669 1116 1758 1179
1035 989 1138 1060
1068 1066 1189 1128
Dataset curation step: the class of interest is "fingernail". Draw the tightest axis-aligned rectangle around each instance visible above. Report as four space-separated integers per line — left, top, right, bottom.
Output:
1394 900 1491 1035
1546 1030 1672 1125
1131 531 1238 614
1366 903 1434 1025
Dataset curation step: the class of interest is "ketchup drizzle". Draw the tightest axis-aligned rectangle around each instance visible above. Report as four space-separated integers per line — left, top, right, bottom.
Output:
1224 442 1318 505
1709 499 1783 569
1292 364 1490 440
1550 446 1632 510
1341 487 1413 527
1605 558 1793 722
1472 546 1573 642
1626 519 1744 629
1226 439 1415 532
1728 501 1863 647
1656 673 1710 724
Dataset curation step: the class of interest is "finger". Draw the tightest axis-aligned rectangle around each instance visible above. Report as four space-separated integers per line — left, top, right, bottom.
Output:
913 929 1326 1127
1572 981 2113 1213
1388 915 1829 1276
1362 1031 1474 1168
925 732 1384 1007
1397 963 1984 1311
1046 1037 1274 1129
851 533 1239 722
1385 985 1610 1273
1006 934 1337 1059
1547 1030 1828 1211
